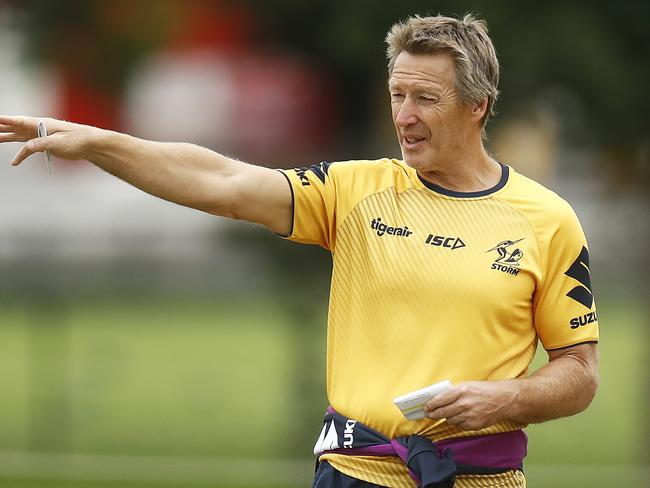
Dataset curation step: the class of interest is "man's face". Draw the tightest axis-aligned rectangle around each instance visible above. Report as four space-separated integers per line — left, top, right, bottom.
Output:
389 51 476 171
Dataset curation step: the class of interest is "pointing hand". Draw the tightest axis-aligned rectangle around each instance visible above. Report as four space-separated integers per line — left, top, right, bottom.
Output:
0 115 97 166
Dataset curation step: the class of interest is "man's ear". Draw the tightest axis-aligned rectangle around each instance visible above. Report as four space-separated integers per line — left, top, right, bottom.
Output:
471 97 489 122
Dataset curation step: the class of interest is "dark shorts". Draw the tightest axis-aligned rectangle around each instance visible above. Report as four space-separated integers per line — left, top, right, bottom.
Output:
312 461 385 488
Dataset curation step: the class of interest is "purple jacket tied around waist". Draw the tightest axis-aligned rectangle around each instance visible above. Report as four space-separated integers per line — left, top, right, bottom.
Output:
314 407 527 488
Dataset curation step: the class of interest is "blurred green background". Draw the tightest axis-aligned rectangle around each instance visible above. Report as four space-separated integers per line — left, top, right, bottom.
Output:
0 0 648 487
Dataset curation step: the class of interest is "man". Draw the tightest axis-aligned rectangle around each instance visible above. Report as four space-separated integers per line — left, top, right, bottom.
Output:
1 13 598 488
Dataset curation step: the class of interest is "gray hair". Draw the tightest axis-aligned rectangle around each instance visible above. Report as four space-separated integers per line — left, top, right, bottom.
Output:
386 14 500 134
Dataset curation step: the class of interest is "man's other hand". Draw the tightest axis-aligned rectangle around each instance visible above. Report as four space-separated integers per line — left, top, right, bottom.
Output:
423 380 518 431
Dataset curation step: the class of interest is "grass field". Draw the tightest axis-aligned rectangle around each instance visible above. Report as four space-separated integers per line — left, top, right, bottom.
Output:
0 295 645 487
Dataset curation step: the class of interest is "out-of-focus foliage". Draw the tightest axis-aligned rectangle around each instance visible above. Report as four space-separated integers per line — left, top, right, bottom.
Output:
254 0 650 185
17 0 650 186
20 0 172 91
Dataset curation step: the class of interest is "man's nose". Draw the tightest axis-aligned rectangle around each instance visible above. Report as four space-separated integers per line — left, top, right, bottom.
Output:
394 98 418 128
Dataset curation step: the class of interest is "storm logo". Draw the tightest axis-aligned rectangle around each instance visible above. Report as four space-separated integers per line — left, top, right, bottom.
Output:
486 238 525 275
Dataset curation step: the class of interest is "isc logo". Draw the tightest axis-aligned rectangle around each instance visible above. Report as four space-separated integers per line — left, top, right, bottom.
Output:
425 234 466 250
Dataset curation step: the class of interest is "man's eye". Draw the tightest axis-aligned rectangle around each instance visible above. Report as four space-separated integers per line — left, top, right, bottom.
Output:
420 96 439 103
391 93 404 100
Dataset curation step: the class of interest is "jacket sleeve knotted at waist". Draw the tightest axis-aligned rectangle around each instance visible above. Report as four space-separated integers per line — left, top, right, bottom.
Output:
314 407 526 488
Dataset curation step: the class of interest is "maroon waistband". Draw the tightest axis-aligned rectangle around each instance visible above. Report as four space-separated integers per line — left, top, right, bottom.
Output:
326 430 527 470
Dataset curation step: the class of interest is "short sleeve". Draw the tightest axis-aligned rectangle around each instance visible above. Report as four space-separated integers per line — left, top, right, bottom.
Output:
278 162 336 249
533 203 600 350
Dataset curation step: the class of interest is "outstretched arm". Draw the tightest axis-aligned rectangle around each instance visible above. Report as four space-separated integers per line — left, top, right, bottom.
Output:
0 115 293 235
424 342 599 430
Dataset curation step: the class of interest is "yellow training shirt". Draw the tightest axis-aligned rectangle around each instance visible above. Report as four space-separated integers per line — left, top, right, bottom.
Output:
279 159 599 487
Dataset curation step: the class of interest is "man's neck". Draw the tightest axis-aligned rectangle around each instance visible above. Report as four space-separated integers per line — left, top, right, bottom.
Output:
417 146 502 193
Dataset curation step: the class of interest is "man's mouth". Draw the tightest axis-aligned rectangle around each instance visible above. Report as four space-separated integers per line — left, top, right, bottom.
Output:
402 136 426 150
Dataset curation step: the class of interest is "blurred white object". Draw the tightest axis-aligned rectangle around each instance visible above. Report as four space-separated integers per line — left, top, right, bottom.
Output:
37 119 53 174
125 50 237 148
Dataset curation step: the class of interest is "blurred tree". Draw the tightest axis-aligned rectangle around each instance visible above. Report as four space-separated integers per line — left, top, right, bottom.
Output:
18 0 258 130
18 0 174 129
253 0 650 186
17 0 650 184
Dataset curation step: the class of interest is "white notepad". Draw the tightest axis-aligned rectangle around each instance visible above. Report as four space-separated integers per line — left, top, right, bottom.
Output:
393 379 452 420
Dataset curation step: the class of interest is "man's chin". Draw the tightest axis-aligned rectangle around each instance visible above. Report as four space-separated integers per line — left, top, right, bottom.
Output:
401 153 429 171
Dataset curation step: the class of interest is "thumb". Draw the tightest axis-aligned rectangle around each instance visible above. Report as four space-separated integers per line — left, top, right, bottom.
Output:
10 137 48 166
27 136 49 152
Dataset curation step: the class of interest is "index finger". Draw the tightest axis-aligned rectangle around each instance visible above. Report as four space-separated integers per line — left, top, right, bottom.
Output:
424 386 462 412
0 115 37 136
0 116 47 143
0 115 29 127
